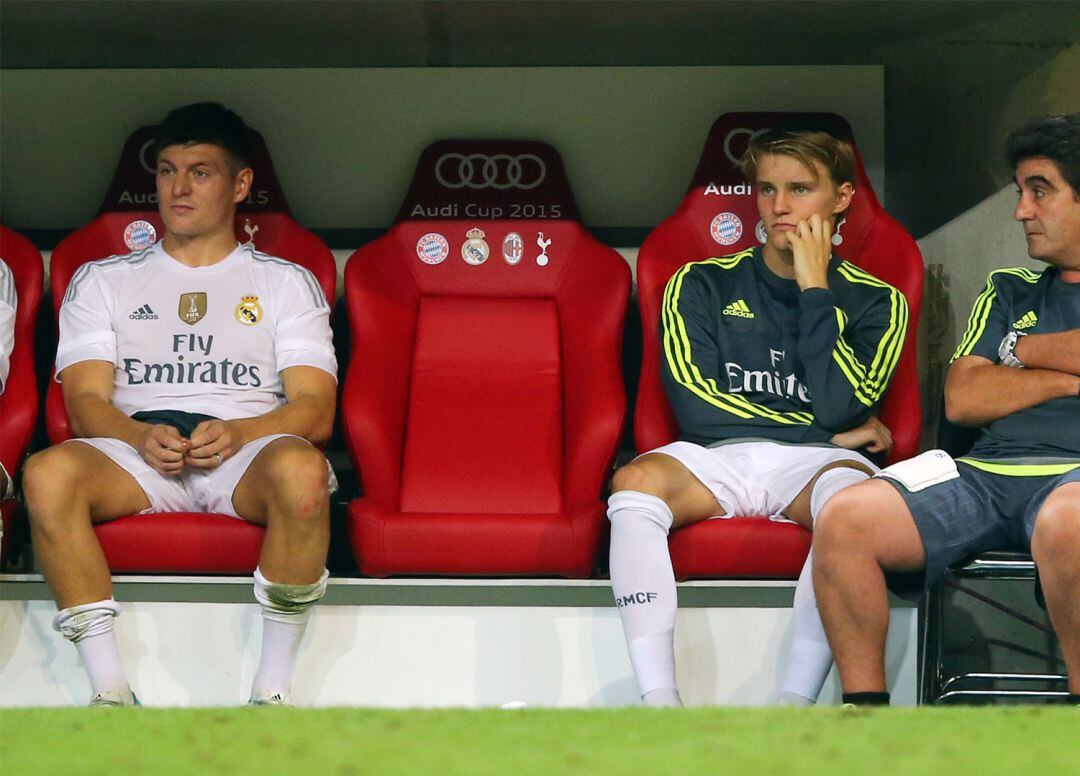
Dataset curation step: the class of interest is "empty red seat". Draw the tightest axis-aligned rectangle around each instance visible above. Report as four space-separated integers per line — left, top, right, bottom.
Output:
635 112 923 579
46 125 336 573
0 226 44 559
343 141 630 577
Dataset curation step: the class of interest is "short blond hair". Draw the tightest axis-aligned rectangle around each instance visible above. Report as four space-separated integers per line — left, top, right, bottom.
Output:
738 128 855 188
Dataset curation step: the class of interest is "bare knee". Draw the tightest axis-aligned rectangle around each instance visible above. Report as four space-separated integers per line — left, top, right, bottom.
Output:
814 486 876 557
1032 486 1080 568
23 447 84 525
262 441 329 524
611 459 671 501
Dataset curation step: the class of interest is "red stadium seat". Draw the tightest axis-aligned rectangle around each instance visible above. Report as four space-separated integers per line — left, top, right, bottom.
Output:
45 126 336 574
343 140 630 577
635 112 923 579
0 226 44 560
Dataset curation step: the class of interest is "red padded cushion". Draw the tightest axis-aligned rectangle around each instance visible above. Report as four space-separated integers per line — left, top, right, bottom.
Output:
0 226 43 479
344 139 630 577
93 513 263 574
635 112 923 579
401 297 563 514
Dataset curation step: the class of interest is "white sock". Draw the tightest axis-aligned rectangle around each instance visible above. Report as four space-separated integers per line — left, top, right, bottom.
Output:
608 490 681 705
779 466 870 704
251 567 329 699
53 599 131 699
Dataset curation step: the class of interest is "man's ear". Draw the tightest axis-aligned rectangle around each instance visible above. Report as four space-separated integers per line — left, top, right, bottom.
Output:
832 181 854 214
233 167 254 204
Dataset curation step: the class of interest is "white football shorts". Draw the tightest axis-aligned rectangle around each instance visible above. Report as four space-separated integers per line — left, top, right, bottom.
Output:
67 433 336 519
642 440 877 520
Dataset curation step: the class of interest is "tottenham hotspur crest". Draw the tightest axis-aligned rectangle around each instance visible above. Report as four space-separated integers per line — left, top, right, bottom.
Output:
235 295 263 326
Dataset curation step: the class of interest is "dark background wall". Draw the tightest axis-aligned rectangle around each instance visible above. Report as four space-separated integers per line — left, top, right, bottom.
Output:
2 0 1077 240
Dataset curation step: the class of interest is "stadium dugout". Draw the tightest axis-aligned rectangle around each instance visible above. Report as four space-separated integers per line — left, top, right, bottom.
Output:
0 116 918 708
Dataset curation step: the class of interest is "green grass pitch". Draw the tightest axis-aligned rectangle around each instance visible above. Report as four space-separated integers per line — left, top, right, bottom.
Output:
2 707 1077 775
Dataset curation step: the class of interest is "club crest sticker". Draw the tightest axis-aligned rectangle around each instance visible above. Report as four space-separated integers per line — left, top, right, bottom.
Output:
123 220 157 251
502 232 524 265
461 227 490 265
710 212 743 246
755 219 768 244
416 232 450 265
235 295 263 326
535 232 552 267
178 292 207 325
242 218 260 248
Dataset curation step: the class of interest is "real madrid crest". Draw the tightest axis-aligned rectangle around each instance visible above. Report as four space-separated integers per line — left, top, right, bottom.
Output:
461 227 490 266
235 295 263 326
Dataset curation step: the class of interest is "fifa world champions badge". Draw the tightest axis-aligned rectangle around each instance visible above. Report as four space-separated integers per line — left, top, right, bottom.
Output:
710 212 743 246
235 295 263 326
461 227 490 265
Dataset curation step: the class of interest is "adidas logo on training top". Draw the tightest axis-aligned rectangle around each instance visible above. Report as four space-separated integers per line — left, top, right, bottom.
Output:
722 299 755 319
129 304 159 320
1013 310 1038 329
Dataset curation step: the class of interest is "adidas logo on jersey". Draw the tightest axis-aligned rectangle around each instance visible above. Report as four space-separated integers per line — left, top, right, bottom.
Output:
1013 310 1038 329
722 299 755 319
129 304 158 320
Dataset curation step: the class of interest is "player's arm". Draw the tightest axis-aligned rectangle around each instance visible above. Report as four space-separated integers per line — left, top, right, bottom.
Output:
185 365 336 467
795 271 908 432
60 359 187 475
660 264 740 435
945 354 1080 427
1013 328 1080 376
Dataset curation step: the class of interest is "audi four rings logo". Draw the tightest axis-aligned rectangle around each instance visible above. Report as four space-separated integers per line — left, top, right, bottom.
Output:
723 128 768 165
139 139 157 174
434 153 547 190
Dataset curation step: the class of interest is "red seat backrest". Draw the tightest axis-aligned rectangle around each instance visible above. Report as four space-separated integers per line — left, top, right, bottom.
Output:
0 226 44 477
635 112 923 461
47 125 336 443
344 140 629 513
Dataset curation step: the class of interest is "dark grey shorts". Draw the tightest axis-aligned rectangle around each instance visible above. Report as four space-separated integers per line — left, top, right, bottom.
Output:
879 462 1080 590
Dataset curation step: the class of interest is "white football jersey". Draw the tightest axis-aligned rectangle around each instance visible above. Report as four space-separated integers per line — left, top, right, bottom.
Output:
56 243 336 420
0 259 16 393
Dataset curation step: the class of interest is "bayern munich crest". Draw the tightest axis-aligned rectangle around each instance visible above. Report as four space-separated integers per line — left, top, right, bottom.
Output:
709 212 743 246
502 232 524 265
461 227 490 265
416 232 450 265
123 220 157 251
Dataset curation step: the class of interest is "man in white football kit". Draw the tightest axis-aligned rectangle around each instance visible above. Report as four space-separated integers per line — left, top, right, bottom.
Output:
0 258 16 499
24 103 337 706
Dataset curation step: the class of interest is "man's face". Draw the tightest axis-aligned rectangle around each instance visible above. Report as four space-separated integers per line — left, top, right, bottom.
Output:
1013 157 1080 269
755 154 853 252
156 143 251 239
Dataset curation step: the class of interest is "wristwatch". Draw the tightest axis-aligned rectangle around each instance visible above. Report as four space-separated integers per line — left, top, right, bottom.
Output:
998 330 1027 368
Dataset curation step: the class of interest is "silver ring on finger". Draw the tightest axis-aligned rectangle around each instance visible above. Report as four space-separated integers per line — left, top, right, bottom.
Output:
215 453 223 465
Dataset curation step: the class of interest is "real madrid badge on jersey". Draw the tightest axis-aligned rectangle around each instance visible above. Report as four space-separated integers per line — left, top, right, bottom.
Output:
235 295 263 326
461 227 490 265
178 292 207 325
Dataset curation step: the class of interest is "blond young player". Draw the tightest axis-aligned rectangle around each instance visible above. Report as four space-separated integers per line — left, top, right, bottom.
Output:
608 128 908 706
